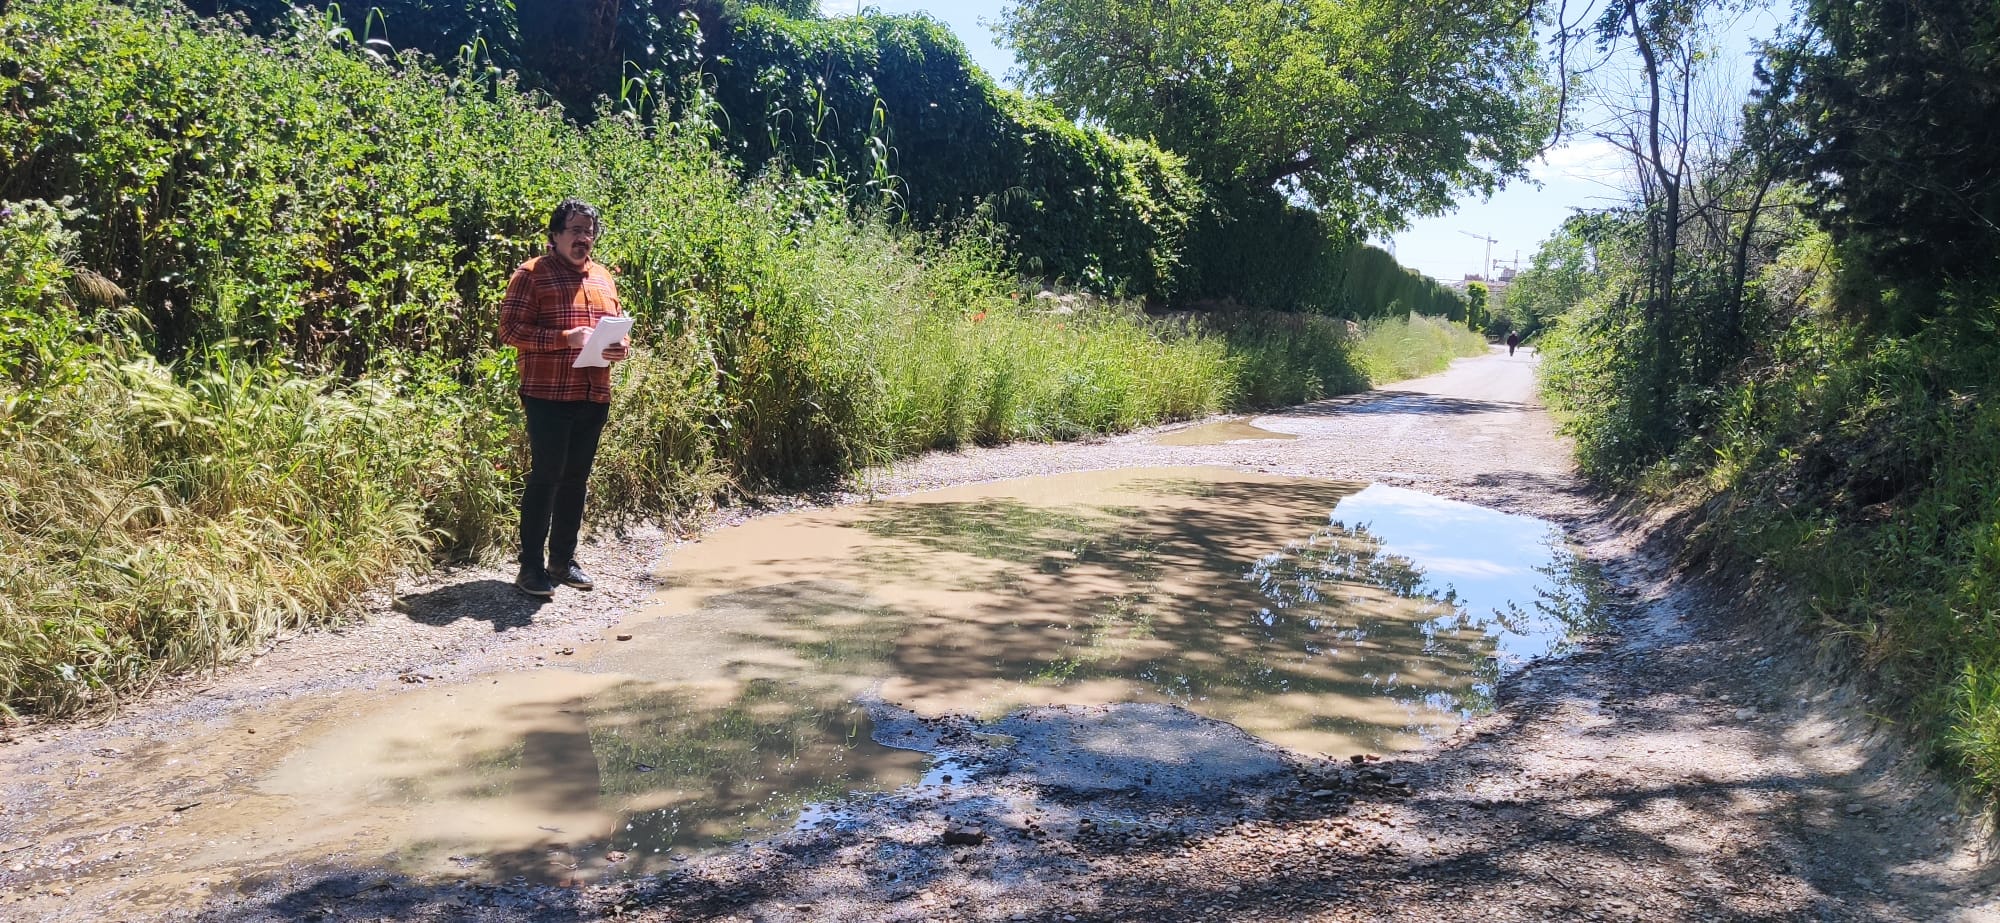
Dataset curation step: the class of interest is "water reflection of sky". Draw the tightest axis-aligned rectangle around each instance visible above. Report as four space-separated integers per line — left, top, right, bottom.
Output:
1322 484 1582 668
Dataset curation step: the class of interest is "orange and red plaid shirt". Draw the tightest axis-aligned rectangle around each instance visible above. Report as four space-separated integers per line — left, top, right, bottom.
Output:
498 253 623 403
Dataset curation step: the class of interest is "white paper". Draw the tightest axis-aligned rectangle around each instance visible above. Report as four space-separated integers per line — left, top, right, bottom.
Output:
571 316 634 368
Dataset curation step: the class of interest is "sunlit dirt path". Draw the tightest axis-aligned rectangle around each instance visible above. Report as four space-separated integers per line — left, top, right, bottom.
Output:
2 347 1995 923
849 345 1569 517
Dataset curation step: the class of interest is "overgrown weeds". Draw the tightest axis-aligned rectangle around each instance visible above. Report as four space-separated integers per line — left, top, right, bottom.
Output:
1685 305 2000 793
1546 216 2000 794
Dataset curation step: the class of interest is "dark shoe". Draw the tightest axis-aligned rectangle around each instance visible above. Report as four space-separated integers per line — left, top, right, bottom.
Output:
554 561 594 591
515 565 556 598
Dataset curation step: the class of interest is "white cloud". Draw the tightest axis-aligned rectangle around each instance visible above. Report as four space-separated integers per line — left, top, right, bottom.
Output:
1410 556 1525 579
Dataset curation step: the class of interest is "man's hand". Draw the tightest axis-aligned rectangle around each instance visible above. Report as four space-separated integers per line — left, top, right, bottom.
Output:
561 326 592 348
604 338 631 362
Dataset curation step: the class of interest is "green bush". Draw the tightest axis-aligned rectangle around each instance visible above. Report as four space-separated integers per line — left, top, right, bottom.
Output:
709 8 1201 298
1539 183 2000 795
0 199 101 390
1178 188 1465 319
1680 298 2000 792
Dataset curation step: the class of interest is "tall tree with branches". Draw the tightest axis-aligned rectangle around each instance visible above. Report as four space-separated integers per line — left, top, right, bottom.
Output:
997 0 1557 236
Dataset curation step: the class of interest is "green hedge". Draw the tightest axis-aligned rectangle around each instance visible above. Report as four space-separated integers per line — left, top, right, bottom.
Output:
178 0 1456 314
1178 188 1465 319
708 8 1201 297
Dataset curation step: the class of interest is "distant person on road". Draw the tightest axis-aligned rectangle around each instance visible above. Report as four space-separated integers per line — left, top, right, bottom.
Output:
499 198 630 598
1506 331 1520 356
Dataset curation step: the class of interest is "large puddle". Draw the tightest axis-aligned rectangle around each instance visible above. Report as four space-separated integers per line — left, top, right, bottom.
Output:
1150 418 1298 445
5 467 1604 912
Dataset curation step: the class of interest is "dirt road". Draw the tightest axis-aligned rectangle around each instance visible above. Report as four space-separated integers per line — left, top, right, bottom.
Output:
3 347 1994 922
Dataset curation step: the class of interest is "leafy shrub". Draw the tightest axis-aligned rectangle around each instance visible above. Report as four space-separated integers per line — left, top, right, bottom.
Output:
1678 296 2000 791
0 199 99 389
1178 188 1464 319
709 8 1201 298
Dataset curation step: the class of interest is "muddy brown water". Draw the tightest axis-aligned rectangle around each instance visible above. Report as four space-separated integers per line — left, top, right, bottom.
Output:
1149 418 1298 446
5 466 1603 914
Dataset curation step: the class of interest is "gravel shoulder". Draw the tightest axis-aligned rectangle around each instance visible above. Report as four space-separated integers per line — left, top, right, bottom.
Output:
5 347 1997 922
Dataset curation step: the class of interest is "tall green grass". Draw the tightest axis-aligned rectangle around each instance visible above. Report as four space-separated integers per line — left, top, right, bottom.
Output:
0 354 449 713
1685 307 2000 793
1352 314 1493 383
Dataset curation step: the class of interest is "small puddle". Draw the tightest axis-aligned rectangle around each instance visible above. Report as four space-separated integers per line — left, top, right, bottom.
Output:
1151 418 1298 445
9 467 1604 913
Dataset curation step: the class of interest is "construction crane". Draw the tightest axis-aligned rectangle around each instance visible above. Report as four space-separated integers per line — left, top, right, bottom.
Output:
1457 230 1497 280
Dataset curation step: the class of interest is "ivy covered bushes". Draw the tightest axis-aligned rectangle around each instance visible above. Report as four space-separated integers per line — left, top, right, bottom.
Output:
708 9 1202 299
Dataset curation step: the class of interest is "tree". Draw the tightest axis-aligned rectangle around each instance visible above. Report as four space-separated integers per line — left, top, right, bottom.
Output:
1505 214 1600 336
996 0 1557 235
1755 0 2000 328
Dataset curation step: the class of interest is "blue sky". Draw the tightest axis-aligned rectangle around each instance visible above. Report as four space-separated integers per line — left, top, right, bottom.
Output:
819 1 1775 283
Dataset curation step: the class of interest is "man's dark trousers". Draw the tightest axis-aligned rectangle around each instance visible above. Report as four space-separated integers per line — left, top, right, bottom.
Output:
519 394 610 571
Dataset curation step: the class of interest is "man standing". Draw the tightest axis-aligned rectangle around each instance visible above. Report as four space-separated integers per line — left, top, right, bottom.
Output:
499 198 629 597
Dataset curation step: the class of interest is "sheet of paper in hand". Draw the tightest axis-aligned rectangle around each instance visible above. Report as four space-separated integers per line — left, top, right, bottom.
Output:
572 316 634 368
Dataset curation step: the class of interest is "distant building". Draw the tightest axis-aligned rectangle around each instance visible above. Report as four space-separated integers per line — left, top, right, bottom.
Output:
1451 267 1516 306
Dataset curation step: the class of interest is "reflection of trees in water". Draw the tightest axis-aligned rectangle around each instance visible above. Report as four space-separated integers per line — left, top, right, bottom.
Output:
854 501 1164 584
1516 549 1611 653
845 483 1600 745
1251 520 1608 716
710 580 908 672
583 677 894 866
1144 519 1504 719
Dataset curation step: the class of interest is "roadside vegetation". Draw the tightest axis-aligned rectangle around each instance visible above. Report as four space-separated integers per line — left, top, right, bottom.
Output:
0 0 1505 718
1517 0 2000 795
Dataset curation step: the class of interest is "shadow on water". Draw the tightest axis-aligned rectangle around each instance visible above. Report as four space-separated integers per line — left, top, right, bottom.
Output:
1286 392 1526 417
327 675 922 884
394 579 546 631
806 476 1607 753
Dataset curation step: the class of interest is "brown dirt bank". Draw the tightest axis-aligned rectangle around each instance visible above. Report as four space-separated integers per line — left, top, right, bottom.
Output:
4 347 1996 922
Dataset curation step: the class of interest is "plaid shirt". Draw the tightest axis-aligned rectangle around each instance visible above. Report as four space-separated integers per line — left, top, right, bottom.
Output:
498 252 623 403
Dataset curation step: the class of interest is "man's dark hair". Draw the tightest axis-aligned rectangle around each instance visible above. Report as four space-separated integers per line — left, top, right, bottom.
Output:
546 198 601 243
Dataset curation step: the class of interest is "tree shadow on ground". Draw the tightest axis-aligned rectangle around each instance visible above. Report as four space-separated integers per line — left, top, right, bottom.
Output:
1286 392 1526 417
396 579 546 632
